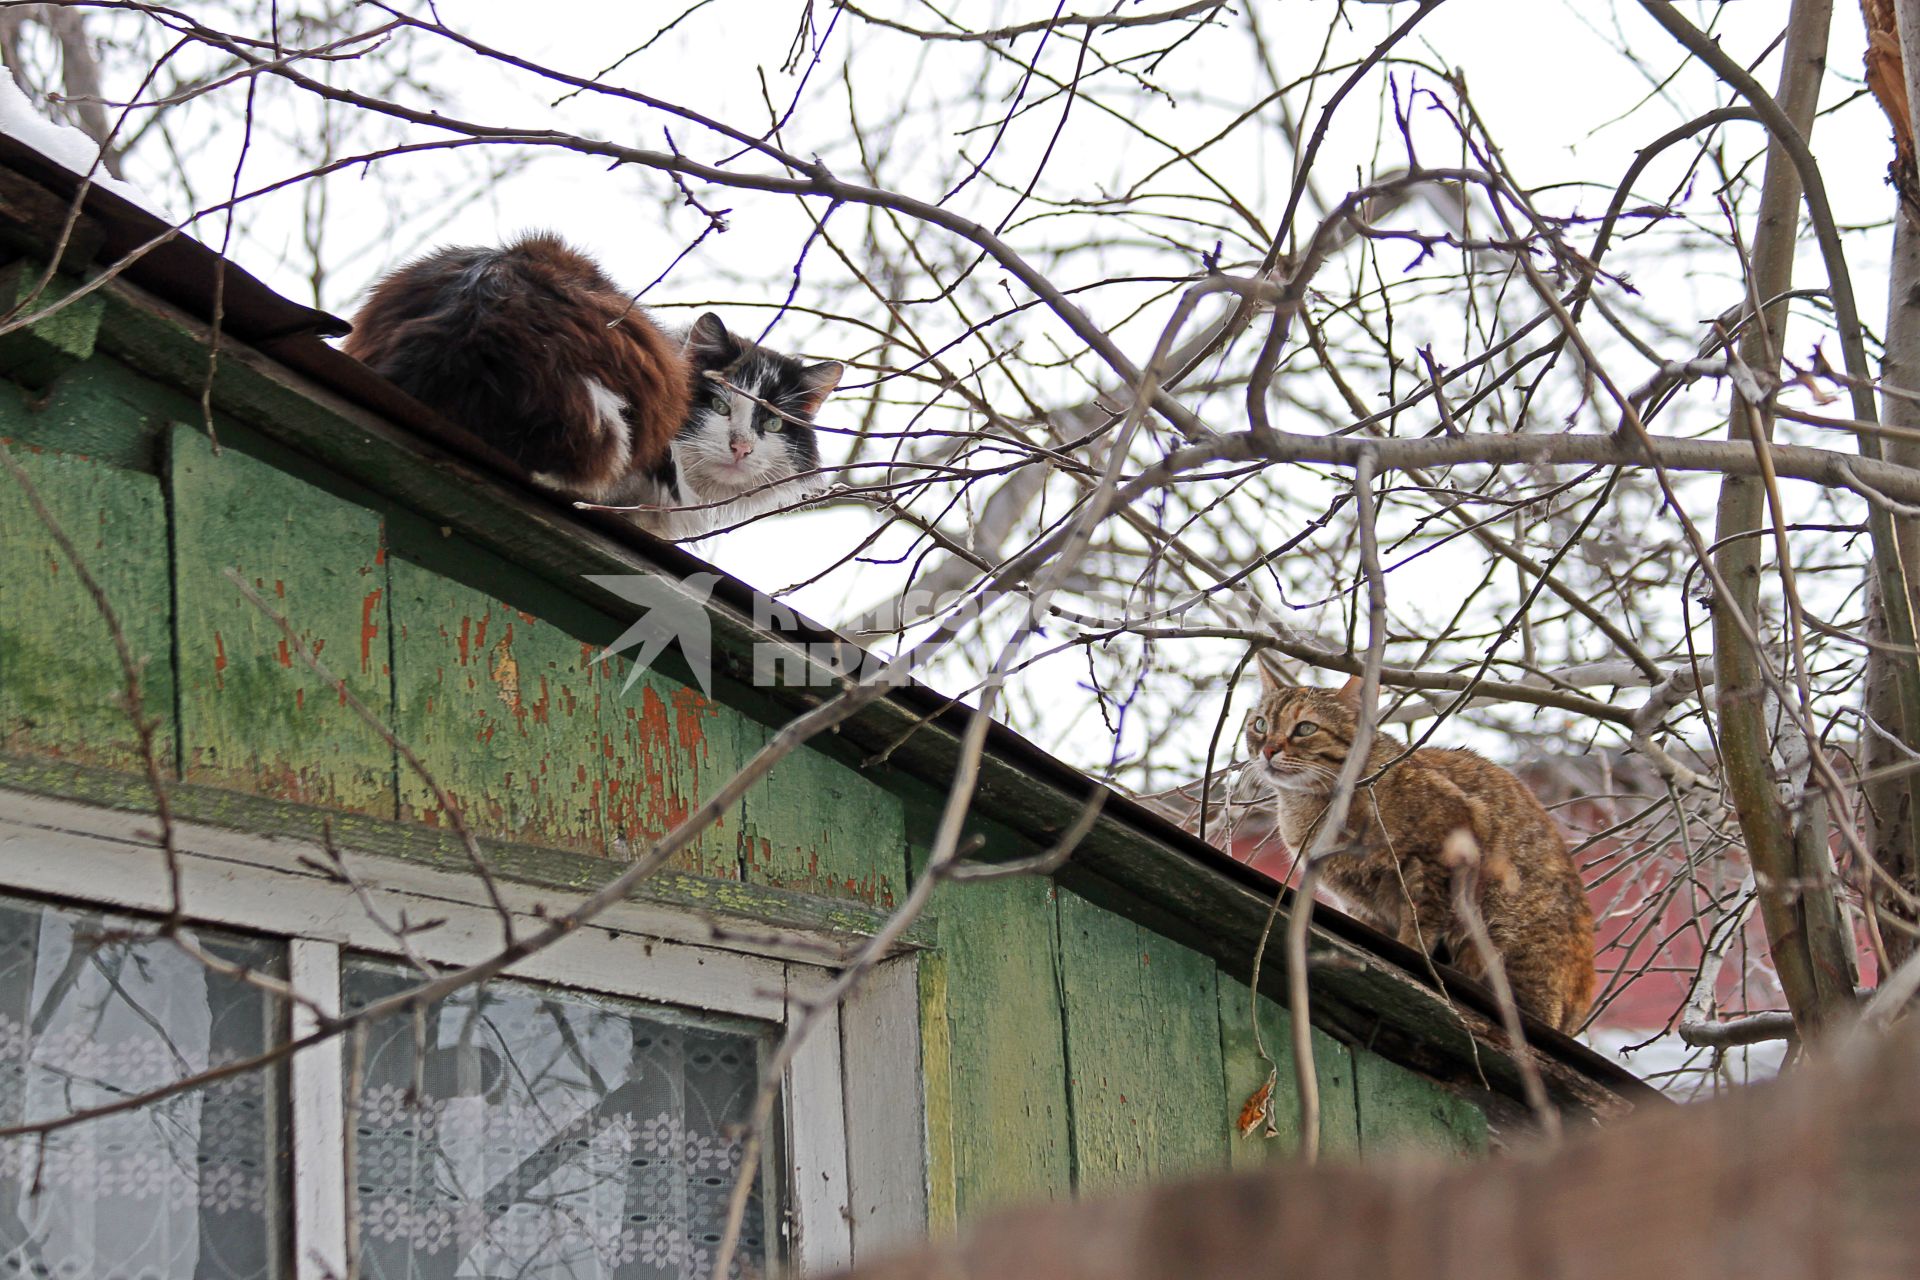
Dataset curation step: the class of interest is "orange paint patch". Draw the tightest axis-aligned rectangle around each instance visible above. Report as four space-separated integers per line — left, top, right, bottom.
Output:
360 589 383 671
671 688 709 759
276 639 293 668
213 630 227 674
632 685 681 838
490 630 521 711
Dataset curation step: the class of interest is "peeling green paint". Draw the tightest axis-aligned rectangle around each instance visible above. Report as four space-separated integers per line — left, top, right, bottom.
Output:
913 826 1072 1217
742 735 906 908
0 751 934 947
170 424 394 812
1354 1048 1489 1156
917 950 959 1237
1057 887 1228 1193
1216 976 1362 1163
388 541 607 850
0 444 173 770
601 660 746 879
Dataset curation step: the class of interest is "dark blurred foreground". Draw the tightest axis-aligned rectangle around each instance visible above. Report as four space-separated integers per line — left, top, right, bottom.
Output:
836 1020 1920 1280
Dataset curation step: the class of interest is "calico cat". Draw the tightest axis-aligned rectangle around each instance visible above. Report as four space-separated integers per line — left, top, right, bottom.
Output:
341 232 841 537
1244 668 1596 1033
644 311 838 539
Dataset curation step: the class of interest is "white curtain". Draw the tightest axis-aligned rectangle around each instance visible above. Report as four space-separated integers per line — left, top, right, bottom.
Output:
345 962 775 1280
0 894 286 1280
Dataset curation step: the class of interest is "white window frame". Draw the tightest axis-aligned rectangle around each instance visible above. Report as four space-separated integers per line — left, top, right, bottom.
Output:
0 786 928 1276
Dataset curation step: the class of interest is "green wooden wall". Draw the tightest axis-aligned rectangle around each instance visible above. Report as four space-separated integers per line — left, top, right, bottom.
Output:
0 283 1489 1244
0 374 904 903
906 810 1487 1233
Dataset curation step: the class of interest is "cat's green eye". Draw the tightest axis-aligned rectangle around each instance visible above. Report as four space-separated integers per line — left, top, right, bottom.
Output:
1291 721 1319 738
1251 716 1267 735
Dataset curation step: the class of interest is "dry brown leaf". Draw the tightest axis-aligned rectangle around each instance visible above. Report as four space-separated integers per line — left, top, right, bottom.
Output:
1237 1071 1276 1139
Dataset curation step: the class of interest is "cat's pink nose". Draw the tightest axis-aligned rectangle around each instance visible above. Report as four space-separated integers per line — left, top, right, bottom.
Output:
1261 744 1276 761
730 438 753 462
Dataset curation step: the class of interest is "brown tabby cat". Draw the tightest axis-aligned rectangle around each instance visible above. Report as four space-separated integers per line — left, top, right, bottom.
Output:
1244 668 1596 1033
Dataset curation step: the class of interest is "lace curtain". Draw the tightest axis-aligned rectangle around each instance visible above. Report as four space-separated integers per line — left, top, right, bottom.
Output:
345 961 778 1280
0 893 288 1280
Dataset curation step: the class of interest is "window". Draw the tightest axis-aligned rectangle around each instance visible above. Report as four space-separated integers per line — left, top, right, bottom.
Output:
345 961 780 1280
0 788 927 1280
0 894 289 1280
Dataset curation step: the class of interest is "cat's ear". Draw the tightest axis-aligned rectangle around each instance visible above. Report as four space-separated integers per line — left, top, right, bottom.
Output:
1334 673 1364 709
794 361 844 418
685 313 738 365
1253 654 1285 691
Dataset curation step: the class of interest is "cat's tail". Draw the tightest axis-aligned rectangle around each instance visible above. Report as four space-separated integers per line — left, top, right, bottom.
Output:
342 241 670 498
341 244 523 410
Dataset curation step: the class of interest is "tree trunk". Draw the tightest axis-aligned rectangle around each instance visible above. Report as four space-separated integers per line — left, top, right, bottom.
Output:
1862 0 1920 971
1711 0 1857 1035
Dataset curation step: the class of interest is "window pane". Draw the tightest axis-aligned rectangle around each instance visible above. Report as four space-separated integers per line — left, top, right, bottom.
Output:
344 961 781 1280
0 893 289 1280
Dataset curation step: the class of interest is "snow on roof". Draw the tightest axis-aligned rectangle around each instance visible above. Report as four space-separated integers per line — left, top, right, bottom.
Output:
0 71 167 215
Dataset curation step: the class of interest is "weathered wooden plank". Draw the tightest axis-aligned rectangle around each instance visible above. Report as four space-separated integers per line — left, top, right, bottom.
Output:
1057 888 1229 1194
915 825 1072 1219
917 949 959 1238
0 260 102 387
0 444 173 770
600 658 749 880
840 954 929 1261
789 977 855 1273
1216 976 1361 1164
387 530 607 851
170 424 394 811
0 355 176 472
1354 1049 1490 1157
741 732 906 908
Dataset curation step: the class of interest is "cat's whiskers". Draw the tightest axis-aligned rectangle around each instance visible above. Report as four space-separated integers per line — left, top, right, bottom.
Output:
1264 756 1340 793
